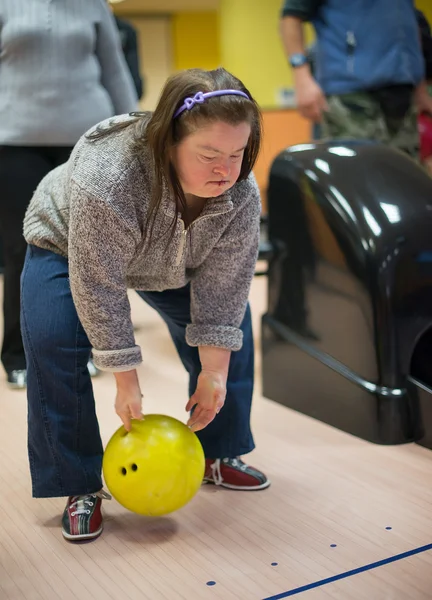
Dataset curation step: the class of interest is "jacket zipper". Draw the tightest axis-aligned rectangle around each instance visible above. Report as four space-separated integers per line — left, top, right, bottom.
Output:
175 219 188 266
174 212 225 267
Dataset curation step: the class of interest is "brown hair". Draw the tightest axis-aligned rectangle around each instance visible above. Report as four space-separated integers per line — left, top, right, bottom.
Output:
88 67 262 242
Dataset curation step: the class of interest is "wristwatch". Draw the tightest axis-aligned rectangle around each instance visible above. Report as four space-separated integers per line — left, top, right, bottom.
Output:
289 53 308 68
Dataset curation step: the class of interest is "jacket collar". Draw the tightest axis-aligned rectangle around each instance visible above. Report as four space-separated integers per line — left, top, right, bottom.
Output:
162 189 234 219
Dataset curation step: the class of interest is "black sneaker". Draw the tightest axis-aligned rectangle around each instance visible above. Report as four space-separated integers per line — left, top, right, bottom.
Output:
7 369 27 390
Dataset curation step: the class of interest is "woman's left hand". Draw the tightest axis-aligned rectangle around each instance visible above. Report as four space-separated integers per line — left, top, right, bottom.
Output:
185 370 226 432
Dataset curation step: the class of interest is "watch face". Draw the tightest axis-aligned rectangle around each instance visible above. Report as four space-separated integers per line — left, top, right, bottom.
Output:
291 54 307 67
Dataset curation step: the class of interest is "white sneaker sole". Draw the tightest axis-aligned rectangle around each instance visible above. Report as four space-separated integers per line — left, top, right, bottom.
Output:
203 478 271 491
62 524 103 542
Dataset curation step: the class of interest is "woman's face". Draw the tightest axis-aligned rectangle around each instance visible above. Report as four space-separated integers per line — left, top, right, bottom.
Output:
173 120 251 198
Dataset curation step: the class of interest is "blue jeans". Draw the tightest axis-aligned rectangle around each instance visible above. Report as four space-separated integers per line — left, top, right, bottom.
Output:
20 246 255 498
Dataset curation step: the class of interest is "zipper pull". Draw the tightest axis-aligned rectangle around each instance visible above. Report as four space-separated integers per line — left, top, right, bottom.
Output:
175 225 187 267
346 31 356 73
346 31 356 50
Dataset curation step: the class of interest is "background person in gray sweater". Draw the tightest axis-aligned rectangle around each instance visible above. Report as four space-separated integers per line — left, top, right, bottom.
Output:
21 67 270 543
0 0 138 389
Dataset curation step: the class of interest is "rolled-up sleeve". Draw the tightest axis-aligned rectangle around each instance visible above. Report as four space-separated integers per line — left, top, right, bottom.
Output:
186 179 261 352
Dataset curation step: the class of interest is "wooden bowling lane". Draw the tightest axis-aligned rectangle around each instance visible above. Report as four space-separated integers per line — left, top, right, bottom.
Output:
1 273 432 600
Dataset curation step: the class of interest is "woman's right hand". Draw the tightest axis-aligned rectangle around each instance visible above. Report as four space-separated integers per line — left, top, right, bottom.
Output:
114 370 144 431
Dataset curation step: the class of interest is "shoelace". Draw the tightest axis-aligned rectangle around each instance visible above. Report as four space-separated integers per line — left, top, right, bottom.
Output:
69 489 112 517
210 458 248 485
229 458 248 471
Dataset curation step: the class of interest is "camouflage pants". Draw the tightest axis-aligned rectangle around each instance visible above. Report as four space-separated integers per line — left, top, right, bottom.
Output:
321 91 420 160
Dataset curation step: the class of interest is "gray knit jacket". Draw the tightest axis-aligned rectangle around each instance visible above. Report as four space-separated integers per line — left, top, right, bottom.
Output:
23 117 262 372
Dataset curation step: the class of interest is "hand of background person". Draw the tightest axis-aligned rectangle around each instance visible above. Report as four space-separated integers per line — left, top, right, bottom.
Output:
416 81 432 116
296 76 329 122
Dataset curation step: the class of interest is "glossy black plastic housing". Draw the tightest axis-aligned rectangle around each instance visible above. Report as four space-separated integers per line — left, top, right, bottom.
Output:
261 141 432 446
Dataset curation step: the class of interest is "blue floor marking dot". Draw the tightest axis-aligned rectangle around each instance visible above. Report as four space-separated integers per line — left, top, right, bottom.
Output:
271 563 278 567
206 581 216 586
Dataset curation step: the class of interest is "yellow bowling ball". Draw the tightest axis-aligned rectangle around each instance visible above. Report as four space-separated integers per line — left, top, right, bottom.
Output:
102 414 205 516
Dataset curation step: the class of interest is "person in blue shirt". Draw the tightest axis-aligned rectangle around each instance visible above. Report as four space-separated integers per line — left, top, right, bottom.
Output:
280 0 432 159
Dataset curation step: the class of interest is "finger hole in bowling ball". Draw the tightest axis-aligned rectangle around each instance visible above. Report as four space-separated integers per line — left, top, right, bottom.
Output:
121 467 127 475
131 464 138 472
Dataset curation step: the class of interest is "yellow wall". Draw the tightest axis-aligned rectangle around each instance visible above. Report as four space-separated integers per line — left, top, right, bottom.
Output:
219 0 287 108
172 12 220 71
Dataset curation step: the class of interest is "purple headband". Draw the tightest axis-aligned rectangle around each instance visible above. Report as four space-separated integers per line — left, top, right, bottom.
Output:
173 89 250 119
